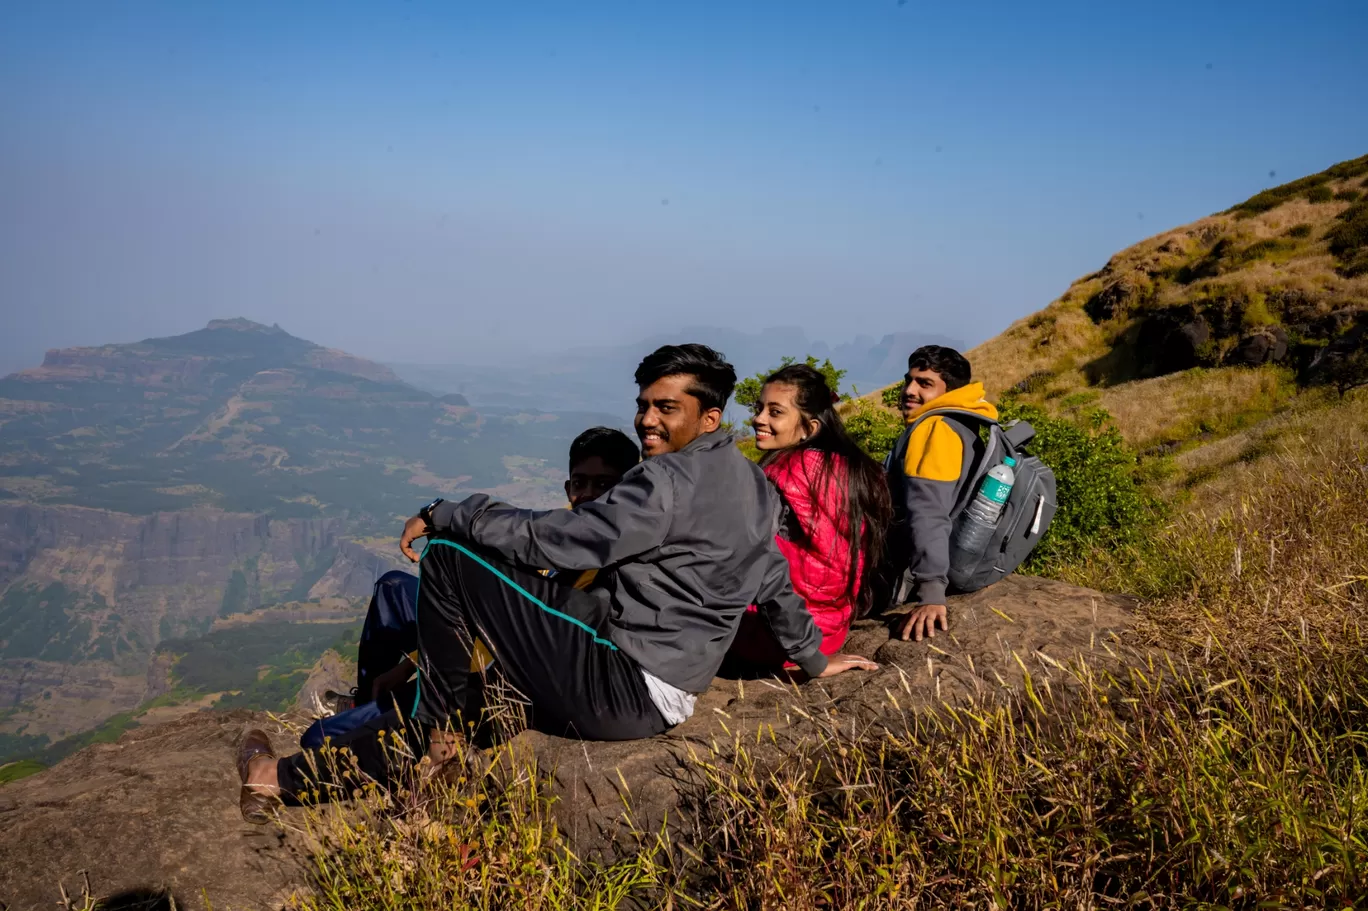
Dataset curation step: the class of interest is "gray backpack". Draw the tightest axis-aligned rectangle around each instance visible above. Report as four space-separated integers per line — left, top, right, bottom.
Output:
896 409 1058 595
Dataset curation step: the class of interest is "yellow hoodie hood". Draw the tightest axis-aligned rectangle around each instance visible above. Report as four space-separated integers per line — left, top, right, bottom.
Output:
900 382 997 483
904 381 998 425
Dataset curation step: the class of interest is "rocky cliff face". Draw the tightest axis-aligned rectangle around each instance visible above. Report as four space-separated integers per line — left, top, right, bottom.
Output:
0 502 405 743
0 503 379 629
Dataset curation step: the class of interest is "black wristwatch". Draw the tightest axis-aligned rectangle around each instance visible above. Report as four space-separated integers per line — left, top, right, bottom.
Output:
418 497 444 533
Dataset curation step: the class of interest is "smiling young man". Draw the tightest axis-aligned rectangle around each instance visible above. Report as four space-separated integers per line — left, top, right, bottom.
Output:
885 345 998 643
357 342 869 771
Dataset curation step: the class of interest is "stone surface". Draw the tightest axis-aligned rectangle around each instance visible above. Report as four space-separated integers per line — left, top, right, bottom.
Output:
1226 326 1289 367
0 575 1136 910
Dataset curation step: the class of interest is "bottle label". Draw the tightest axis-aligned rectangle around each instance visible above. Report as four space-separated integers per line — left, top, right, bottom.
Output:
980 475 1012 504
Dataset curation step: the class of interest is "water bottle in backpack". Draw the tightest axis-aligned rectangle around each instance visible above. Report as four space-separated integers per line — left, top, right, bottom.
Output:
951 456 1016 561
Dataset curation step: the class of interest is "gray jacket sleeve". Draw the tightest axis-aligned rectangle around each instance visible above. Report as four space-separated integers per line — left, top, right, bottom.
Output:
427 461 673 570
901 415 970 605
906 472 956 604
754 542 828 679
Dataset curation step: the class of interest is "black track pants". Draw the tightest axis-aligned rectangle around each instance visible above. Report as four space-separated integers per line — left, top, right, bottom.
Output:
412 537 669 742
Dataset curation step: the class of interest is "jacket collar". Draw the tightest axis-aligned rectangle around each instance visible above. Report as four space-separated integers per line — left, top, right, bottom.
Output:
671 429 734 455
904 382 998 424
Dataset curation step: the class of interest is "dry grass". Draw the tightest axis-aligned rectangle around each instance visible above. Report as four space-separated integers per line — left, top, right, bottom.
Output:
1055 391 1368 651
285 726 670 911
962 295 1108 399
1093 365 1300 452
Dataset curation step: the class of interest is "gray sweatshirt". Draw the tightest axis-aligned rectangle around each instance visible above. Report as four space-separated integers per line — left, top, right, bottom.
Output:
428 430 828 691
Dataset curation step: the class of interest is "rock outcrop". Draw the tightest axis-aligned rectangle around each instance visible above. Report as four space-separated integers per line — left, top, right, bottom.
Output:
0 576 1135 911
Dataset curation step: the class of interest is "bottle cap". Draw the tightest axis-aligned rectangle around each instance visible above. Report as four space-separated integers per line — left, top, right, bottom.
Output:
1004 457 1017 467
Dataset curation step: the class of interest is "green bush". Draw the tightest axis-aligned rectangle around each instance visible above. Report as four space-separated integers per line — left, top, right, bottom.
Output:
998 398 1155 571
1328 198 1368 261
1230 175 1330 217
1232 238 1296 265
843 399 903 462
1306 185 1335 203
881 383 903 409
734 355 848 409
1335 189 1362 203
0 759 46 784
1286 223 1313 238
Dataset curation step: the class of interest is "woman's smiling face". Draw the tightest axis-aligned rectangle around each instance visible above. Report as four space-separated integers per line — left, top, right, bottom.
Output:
751 382 818 451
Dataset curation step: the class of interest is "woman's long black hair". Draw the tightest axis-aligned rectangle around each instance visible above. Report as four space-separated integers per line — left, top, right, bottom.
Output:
757 364 892 615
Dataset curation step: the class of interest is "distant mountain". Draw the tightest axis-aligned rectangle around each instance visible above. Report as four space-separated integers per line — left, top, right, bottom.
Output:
0 318 618 521
0 319 620 761
393 326 966 416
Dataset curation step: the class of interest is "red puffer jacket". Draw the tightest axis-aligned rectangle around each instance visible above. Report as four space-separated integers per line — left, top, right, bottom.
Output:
728 448 862 668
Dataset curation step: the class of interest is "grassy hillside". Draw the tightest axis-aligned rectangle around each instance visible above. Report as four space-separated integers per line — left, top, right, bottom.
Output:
971 154 1367 399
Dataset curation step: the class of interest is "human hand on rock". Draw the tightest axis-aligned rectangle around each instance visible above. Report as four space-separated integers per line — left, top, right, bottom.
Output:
400 515 428 562
899 603 947 641
817 653 879 678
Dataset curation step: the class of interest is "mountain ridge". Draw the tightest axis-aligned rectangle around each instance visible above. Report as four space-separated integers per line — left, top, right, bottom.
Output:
395 325 967 415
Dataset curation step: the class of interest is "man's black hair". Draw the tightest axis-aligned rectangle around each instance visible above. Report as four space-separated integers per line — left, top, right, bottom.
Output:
907 345 972 391
568 426 640 476
633 343 737 412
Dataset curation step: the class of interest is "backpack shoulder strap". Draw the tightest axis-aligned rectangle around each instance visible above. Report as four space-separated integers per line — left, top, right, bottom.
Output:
905 406 1001 433
905 408 1006 516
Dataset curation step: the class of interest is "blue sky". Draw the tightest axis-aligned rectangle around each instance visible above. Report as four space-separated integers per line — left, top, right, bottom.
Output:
2 0 1365 375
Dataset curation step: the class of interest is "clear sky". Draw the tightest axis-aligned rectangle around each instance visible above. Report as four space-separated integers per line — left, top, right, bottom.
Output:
2 0 1365 375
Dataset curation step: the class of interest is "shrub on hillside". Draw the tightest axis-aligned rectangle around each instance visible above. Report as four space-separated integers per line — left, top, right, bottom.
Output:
881 383 903 409
1226 156 1368 218
1335 189 1362 203
1009 369 1054 394
1286 222 1313 238
1230 175 1330 217
999 398 1153 571
1327 197 1368 268
1306 185 1335 203
1231 237 1297 265
843 399 902 462
733 355 847 409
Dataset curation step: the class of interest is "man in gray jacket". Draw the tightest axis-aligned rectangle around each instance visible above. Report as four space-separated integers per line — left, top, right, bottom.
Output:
400 344 876 760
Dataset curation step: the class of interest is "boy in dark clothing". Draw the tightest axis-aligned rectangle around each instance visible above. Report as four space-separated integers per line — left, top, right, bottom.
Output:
237 346 875 820
884 346 998 642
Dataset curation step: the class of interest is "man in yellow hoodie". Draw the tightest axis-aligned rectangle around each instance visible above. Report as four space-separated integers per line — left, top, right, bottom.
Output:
886 346 998 642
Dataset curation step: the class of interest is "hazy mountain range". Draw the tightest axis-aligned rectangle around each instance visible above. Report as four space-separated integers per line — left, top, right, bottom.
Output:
393 326 966 418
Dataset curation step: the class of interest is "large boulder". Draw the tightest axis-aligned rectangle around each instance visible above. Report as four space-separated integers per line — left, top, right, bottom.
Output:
1225 325 1289 367
0 576 1135 910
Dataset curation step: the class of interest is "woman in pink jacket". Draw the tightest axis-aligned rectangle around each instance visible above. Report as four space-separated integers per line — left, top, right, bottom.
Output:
728 363 892 670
